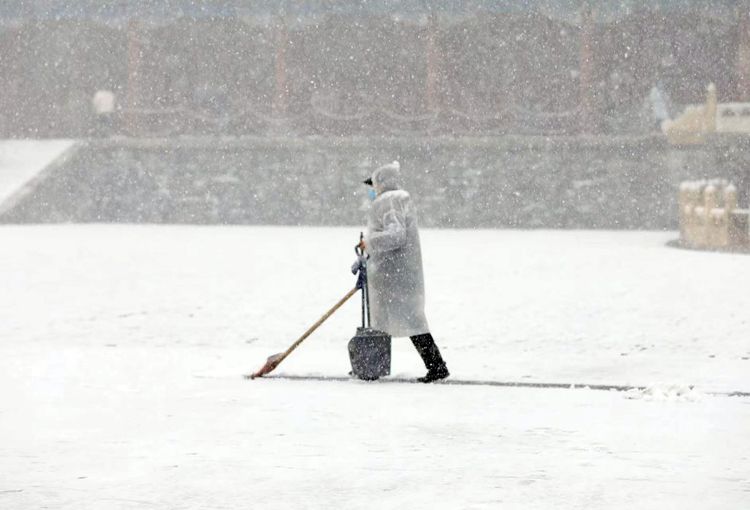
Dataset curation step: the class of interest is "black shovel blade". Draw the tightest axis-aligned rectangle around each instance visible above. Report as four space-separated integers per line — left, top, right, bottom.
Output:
348 327 391 380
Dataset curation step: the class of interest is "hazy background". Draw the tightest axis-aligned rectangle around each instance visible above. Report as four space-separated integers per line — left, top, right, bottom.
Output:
1 1 748 227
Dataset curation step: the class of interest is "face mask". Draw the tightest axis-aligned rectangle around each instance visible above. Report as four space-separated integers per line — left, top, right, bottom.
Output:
367 188 377 201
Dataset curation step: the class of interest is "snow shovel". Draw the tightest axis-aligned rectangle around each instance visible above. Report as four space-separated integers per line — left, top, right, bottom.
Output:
245 286 359 379
348 234 391 380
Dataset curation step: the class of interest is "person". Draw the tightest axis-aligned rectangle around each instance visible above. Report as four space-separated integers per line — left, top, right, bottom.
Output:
359 161 449 383
91 89 116 136
646 80 672 131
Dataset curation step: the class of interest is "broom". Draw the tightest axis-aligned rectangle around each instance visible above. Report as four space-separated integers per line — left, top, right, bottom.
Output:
245 286 359 379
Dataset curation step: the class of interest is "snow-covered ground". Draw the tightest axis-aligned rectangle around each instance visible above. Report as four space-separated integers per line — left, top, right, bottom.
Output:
1 225 749 509
0 140 75 211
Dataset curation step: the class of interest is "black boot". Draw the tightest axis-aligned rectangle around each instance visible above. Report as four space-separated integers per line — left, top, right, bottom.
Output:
410 333 449 383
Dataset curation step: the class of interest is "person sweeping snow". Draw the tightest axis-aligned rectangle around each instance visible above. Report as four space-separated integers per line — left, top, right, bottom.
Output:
360 161 449 383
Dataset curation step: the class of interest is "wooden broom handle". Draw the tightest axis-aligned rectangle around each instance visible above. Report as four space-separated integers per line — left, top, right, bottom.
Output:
275 286 359 366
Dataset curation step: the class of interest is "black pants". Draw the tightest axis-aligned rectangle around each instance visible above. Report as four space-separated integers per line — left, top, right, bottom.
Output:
409 333 448 372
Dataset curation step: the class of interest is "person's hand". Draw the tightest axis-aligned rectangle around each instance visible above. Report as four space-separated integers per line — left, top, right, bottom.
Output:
357 239 367 251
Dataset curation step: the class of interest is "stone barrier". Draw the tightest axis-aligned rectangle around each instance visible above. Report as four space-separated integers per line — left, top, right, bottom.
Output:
679 179 749 250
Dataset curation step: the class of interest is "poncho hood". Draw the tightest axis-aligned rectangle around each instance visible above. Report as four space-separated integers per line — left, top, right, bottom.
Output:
372 161 402 193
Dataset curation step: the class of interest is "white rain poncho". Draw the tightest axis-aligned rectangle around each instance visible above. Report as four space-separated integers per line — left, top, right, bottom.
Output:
365 162 429 337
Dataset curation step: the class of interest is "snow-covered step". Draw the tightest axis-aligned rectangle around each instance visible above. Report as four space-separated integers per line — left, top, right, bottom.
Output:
0 139 76 214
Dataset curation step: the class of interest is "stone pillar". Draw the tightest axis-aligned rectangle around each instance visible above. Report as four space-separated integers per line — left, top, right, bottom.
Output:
705 83 717 132
737 6 750 101
725 184 738 213
273 17 288 117
703 184 718 247
680 181 703 246
0 27 22 135
678 182 691 241
125 19 143 135
724 184 740 247
425 13 439 112
579 2 597 133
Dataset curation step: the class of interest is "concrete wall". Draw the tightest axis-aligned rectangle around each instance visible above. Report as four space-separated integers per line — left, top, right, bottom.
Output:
2 135 748 229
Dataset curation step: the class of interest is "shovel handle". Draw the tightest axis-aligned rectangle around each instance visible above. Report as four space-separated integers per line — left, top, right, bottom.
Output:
355 231 367 256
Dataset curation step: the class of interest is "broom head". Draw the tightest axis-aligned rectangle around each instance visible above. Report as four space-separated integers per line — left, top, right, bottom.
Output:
245 352 285 379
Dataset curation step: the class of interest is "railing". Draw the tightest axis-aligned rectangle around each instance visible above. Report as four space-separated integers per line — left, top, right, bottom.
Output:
679 180 749 250
112 99 582 137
